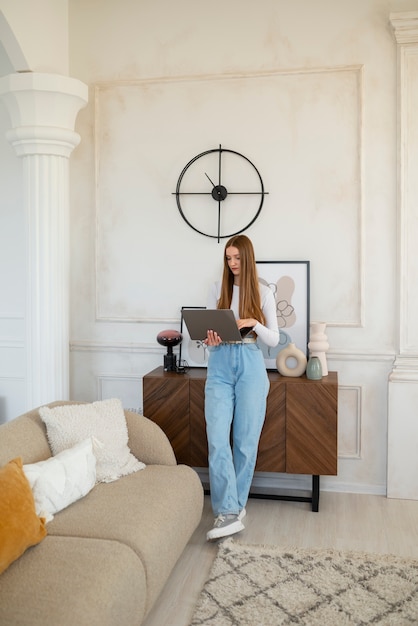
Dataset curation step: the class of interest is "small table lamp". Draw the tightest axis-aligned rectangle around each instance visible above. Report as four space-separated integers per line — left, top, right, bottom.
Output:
157 330 183 371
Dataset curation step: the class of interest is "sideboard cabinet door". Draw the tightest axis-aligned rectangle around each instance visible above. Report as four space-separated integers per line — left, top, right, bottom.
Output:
190 378 207 467
143 375 190 465
285 378 338 475
256 379 286 472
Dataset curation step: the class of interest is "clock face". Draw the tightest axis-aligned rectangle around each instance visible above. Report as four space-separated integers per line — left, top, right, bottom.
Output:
174 145 267 241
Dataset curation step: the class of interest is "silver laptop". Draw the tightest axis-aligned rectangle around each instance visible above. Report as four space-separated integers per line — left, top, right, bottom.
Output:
182 308 252 342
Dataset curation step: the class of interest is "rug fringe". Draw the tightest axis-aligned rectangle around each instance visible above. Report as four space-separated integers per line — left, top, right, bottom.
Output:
219 537 418 566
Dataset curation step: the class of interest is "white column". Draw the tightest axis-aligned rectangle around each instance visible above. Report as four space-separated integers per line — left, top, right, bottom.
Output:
387 13 418 499
0 72 88 408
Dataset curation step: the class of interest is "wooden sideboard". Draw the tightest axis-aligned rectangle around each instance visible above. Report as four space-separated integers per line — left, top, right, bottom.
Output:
143 366 338 511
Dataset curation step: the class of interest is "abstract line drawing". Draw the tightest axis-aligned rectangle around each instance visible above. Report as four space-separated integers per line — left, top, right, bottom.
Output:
256 261 310 369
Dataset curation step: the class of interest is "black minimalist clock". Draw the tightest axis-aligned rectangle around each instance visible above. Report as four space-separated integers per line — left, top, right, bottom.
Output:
173 145 268 242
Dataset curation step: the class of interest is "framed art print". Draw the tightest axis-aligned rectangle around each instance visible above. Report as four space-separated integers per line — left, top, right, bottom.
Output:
179 306 209 368
256 261 310 369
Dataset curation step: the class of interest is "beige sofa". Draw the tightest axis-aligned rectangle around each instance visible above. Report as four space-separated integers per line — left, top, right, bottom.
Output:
0 402 204 626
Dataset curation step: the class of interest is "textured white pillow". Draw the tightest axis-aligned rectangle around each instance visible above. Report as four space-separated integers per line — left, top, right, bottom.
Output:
39 398 145 483
23 438 97 522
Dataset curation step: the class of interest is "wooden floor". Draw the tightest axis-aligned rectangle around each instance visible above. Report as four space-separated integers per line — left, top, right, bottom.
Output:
143 492 418 626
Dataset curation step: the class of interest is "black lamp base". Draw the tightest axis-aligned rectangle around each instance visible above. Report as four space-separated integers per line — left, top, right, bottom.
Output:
164 352 177 372
157 330 183 372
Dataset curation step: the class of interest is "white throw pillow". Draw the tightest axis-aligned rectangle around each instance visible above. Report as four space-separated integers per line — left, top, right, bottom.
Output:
39 398 145 483
23 438 97 522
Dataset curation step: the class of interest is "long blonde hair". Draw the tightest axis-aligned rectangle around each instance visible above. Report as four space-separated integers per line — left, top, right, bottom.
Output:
217 235 265 325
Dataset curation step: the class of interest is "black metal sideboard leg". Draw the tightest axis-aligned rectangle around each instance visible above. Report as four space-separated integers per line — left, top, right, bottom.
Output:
312 475 320 512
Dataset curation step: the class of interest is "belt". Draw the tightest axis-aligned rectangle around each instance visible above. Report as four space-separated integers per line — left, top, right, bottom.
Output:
222 337 257 345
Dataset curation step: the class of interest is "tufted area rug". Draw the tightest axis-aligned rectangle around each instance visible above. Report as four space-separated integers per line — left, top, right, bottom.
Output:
190 538 418 625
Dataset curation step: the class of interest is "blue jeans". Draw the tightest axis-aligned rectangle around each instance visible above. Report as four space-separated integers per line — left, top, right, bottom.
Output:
204 343 270 516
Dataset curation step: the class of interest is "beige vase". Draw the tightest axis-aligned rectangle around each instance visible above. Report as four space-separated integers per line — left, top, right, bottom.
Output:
276 343 307 377
308 321 329 376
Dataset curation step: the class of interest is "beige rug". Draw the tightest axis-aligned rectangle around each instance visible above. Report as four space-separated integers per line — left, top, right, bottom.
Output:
190 538 418 625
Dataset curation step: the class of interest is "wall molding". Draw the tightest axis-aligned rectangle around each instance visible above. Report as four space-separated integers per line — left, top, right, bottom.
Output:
0 375 25 382
93 63 364 88
0 340 24 349
338 385 362 460
390 11 418 44
94 316 180 325
96 373 142 402
389 356 418 382
70 340 394 362
196 469 386 497
93 64 364 327
70 340 163 354
330 351 394 362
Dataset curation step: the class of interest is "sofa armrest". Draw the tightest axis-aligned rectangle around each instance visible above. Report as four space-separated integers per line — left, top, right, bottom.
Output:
124 411 177 466
0 411 52 466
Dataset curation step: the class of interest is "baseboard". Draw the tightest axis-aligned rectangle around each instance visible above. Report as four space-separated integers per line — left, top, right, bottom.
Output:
193 468 386 497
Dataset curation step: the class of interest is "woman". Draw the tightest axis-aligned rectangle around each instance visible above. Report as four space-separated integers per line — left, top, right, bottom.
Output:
204 235 279 541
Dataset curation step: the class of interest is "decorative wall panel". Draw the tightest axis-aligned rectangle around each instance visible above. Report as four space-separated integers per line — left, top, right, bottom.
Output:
338 386 361 459
97 374 142 409
95 67 363 326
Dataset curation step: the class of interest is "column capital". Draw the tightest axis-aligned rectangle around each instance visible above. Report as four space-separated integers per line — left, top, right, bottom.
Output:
0 72 88 157
390 11 418 44
389 356 418 382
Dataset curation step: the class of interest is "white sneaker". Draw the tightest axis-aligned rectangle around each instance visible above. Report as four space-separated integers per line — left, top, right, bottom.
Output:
238 508 246 522
206 514 245 541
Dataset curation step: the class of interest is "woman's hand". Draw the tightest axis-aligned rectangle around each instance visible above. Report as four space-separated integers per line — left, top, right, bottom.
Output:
237 318 257 330
204 330 223 346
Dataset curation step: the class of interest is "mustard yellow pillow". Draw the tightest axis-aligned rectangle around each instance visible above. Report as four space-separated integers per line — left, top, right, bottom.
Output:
0 457 47 575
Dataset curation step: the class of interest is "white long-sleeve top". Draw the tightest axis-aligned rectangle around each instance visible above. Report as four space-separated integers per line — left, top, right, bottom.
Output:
206 282 280 348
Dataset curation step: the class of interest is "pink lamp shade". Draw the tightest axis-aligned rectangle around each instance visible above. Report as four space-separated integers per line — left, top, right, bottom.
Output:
156 330 183 371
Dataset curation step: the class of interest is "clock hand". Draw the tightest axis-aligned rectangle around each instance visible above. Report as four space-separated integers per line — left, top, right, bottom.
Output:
205 172 216 187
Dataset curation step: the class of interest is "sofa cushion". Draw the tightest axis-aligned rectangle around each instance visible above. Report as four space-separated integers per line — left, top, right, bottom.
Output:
0 535 147 626
39 399 145 483
23 438 97 522
0 458 47 575
47 464 204 616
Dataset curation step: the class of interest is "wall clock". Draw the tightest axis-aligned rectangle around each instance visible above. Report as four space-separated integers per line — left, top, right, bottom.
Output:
173 144 268 242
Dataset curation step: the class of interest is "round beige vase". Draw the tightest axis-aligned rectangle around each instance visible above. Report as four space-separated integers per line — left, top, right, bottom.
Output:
276 343 307 377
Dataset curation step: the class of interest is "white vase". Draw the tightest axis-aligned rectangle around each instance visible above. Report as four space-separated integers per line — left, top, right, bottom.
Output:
308 321 329 376
276 343 307 377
